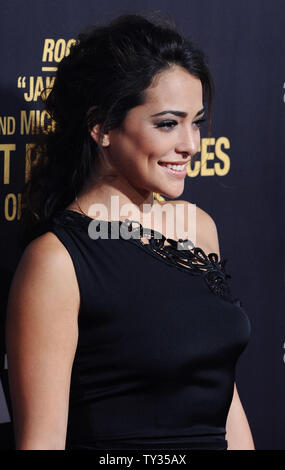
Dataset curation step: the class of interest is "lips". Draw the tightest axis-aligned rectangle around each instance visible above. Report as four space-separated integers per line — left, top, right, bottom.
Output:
158 160 189 166
157 161 187 178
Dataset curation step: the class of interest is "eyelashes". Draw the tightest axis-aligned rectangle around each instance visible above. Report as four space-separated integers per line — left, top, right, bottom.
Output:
155 118 207 130
193 117 207 128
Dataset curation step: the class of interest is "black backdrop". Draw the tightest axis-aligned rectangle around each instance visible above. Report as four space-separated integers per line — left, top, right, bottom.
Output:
0 0 284 450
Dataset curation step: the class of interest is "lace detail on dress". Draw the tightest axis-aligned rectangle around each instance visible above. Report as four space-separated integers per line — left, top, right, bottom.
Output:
119 219 238 304
52 210 242 306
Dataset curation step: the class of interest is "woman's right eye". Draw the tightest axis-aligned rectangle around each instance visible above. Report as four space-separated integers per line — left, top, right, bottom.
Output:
154 120 178 130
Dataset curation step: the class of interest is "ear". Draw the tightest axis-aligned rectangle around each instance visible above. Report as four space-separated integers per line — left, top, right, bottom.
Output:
90 124 110 147
90 124 101 144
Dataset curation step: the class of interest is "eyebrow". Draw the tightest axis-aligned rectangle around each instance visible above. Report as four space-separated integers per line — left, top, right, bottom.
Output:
151 107 205 118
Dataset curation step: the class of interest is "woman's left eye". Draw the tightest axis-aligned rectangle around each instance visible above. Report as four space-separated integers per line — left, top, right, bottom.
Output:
155 118 207 131
192 118 206 129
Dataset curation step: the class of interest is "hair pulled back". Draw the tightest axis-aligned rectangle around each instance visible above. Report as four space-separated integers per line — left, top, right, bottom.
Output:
20 12 215 249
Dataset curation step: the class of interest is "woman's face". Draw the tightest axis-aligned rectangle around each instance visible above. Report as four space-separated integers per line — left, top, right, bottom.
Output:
99 65 204 199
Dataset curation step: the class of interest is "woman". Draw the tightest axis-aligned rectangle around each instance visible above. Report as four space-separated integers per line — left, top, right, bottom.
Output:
5 13 254 450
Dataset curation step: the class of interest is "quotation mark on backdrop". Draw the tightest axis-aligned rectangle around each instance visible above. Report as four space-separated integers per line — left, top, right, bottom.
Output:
17 77 27 88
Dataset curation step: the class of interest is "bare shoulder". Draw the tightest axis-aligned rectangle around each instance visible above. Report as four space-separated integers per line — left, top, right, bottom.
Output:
9 231 80 315
170 200 221 260
6 233 80 449
20 231 77 279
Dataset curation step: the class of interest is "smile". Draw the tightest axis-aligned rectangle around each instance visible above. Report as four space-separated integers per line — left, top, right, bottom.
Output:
158 161 187 178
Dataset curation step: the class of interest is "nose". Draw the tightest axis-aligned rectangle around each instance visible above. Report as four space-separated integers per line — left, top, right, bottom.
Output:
175 125 200 159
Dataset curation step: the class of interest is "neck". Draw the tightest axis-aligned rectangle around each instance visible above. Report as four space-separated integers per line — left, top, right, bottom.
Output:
75 173 159 222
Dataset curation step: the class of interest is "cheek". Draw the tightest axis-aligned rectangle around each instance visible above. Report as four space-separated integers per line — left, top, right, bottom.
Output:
130 128 173 163
116 129 163 165
110 123 175 177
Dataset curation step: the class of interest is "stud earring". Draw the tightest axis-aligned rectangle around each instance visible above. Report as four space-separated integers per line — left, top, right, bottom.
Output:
102 135 109 147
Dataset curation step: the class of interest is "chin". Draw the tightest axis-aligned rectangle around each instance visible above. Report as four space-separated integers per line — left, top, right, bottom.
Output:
158 185 185 200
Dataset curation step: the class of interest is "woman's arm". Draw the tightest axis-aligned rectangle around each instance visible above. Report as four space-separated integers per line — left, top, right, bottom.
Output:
5 233 80 450
225 383 255 450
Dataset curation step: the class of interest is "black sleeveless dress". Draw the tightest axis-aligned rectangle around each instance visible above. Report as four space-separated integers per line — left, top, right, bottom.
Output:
46 209 251 450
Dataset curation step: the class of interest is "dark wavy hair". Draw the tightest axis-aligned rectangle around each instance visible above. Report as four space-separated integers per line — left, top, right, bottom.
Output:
19 12 215 250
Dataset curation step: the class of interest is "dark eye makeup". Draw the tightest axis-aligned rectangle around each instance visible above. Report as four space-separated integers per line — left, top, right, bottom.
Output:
154 117 207 130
